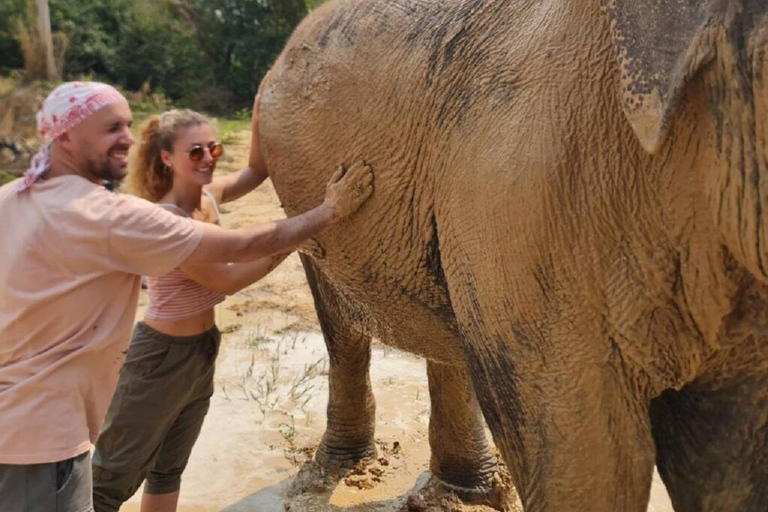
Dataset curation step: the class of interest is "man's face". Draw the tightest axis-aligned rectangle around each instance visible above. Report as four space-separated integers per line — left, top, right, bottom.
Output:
64 99 135 183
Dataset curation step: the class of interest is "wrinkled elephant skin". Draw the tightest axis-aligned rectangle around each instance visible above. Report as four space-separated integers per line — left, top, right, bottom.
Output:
258 1 768 511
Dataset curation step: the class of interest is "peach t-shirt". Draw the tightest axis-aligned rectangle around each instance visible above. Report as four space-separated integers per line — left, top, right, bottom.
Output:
0 175 204 464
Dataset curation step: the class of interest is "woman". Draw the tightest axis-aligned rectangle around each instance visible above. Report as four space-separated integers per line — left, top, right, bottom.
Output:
92 102 295 512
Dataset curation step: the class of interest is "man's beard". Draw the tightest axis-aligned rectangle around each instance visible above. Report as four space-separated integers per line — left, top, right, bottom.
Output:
85 146 129 184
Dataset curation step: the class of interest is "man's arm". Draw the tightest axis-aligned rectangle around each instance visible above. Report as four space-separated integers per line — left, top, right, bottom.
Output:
182 160 373 265
184 204 332 264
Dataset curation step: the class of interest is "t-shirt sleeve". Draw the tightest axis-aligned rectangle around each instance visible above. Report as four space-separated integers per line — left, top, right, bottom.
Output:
103 192 204 277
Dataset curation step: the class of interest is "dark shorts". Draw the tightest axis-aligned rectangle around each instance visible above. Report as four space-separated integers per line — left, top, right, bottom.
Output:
92 322 220 512
0 451 93 512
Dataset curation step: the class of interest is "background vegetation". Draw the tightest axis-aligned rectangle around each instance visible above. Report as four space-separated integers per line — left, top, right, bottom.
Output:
0 0 321 114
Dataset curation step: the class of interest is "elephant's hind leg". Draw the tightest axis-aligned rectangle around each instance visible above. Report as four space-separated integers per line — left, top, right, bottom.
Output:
650 371 768 512
426 361 505 506
442 294 657 512
466 342 656 512
301 255 377 469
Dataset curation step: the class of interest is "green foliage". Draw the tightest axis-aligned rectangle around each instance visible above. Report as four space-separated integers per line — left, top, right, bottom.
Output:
49 0 134 78
2 0 313 114
217 116 252 145
166 0 311 110
0 0 26 73
0 76 19 96
0 171 17 186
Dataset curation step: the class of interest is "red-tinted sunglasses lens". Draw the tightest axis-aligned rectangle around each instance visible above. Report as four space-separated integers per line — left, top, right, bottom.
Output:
209 142 224 159
188 145 205 162
188 142 224 162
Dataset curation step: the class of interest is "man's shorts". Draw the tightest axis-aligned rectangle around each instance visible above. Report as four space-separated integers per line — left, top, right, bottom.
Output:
0 451 93 512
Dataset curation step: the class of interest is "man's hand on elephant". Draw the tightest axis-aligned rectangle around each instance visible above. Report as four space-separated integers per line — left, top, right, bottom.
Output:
322 161 374 222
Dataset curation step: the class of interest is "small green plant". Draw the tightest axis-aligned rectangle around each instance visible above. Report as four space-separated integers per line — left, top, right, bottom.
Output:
234 107 252 121
0 76 18 96
289 357 325 410
220 383 231 402
278 416 311 466
244 326 270 349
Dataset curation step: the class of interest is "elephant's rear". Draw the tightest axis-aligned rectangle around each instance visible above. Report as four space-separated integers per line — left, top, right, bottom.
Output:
259 0 428 213
256 0 506 359
258 0 521 214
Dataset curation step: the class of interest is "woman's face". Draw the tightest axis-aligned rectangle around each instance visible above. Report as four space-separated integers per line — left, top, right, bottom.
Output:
161 123 219 186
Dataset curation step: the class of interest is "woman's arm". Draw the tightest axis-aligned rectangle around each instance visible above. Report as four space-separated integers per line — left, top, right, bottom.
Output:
182 251 293 295
205 165 268 205
206 94 269 205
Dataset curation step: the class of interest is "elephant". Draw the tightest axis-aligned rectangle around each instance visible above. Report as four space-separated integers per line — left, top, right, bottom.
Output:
254 0 768 511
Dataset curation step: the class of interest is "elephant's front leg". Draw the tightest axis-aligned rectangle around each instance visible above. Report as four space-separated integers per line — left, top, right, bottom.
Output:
301 255 377 468
316 331 376 467
427 361 504 506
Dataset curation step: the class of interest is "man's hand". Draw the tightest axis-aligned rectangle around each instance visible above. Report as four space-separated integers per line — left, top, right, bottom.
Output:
185 160 373 265
322 161 375 223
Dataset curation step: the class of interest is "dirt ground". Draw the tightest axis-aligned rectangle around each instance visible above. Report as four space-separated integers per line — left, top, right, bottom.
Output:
114 130 676 512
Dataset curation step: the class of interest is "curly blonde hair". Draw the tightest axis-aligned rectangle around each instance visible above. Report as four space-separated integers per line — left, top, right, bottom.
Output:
126 109 211 202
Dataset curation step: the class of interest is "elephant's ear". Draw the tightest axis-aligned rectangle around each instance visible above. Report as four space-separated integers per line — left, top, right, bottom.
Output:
602 0 719 154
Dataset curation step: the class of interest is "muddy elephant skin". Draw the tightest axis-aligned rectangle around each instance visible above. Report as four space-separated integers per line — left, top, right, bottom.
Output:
257 1 768 511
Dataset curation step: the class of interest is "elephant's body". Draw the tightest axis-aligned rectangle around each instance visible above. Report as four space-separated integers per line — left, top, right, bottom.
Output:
259 0 768 511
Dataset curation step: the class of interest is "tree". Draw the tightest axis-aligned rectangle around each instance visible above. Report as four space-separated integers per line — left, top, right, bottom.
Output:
168 0 311 109
12 0 64 81
0 0 25 73
2 0 312 114
49 0 134 78
35 0 56 79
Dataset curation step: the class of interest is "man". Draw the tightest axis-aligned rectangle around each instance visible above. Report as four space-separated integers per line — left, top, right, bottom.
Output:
0 82 373 511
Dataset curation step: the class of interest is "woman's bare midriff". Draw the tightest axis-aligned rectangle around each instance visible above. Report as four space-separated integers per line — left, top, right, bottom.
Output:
144 308 216 337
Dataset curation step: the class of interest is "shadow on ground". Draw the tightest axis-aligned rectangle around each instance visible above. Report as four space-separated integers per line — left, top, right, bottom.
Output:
222 471 449 512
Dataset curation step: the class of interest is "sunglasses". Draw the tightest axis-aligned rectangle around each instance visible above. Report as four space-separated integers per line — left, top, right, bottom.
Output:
187 142 224 162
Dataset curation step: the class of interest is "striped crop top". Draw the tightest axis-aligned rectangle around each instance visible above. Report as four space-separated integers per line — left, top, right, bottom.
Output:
144 190 226 321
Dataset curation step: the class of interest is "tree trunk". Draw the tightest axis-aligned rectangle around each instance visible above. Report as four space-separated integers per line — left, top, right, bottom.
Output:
35 0 56 80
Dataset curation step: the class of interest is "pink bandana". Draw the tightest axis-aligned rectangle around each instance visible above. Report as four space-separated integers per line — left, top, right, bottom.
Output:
17 81 127 193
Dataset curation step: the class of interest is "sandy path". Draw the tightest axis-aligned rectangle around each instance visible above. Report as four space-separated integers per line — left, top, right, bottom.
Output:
120 131 674 512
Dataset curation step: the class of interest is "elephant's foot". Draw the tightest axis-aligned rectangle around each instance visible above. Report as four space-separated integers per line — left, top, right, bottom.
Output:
431 459 520 511
314 435 377 469
287 440 380 498
403 470 522 512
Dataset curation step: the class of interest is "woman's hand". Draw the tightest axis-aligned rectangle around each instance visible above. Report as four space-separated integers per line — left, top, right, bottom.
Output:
248 93 268 173
298 238 325 259
207 93 269 205
207 165 268 205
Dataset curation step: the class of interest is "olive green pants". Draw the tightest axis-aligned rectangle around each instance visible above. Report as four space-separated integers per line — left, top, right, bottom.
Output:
92 322 219 512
